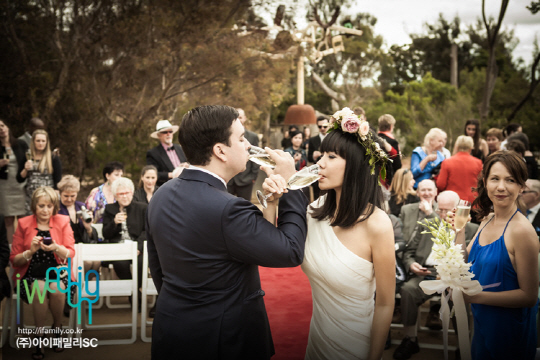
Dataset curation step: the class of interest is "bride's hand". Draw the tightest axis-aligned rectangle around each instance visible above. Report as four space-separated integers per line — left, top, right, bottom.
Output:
262 174 288 203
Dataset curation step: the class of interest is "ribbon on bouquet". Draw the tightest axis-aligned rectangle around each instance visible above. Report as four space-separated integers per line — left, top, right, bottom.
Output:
420 279 482 360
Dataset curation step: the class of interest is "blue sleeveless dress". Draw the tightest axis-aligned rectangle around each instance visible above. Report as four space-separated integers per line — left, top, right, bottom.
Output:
468 211 538 360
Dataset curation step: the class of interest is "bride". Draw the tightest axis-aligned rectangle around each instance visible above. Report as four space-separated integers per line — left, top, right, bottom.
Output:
262 108 395 360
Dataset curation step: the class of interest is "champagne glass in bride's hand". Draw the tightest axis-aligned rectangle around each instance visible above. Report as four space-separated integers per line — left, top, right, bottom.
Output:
248 146 276 168
454 200 471 231
257 164 320 209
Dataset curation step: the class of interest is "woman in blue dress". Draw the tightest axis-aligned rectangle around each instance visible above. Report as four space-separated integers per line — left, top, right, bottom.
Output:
451 151 538 360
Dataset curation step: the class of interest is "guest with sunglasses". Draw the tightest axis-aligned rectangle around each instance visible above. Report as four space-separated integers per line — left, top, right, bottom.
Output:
307 116 330 199
146 120 189 186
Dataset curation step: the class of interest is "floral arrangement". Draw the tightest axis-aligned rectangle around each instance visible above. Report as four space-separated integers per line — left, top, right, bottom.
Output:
329 107 391 180
417 217 481 293
417 216 482 360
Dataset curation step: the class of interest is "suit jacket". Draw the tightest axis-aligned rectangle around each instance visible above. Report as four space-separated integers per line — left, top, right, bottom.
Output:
378 132 402 183
436 152 483 204
307 135 322 163
146 169 308 360
400 203 438 247
10 215 76 281
0 215 10 300
228 130 260 187
146 143 187 185
102 201 147 253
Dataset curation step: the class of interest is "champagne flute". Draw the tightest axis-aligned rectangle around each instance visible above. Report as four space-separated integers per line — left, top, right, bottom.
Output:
454 200 471 231
257 164 320 209
248 146 276 168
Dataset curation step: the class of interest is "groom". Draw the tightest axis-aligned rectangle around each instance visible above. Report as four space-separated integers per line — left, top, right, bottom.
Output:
146 105 309 360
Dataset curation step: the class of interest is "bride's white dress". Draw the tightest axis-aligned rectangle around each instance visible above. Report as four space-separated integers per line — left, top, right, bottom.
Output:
301 199 375 360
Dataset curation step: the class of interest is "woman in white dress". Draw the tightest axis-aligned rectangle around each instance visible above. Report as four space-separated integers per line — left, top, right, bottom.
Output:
263 108 396 360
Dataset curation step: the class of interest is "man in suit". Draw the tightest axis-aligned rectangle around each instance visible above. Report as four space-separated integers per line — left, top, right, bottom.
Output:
523 179 540 236
307 116 329 199
394 187 478 360
146 105 308 360
227 108 260 201
377 114 402 185
146 119 188 186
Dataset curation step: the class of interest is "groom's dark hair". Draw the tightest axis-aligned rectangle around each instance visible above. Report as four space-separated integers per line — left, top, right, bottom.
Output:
179 105 239 166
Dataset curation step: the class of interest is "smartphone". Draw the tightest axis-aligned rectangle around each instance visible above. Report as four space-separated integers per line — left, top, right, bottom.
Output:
42 236 52 245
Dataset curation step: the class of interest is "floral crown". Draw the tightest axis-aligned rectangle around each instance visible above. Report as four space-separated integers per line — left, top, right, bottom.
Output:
328 107 391 180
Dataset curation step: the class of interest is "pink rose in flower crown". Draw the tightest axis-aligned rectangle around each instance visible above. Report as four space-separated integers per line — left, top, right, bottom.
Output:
359 121 370 137
341 115 361 133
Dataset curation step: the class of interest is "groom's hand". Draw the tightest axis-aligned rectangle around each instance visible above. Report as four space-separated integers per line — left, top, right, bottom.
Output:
262 148 296 181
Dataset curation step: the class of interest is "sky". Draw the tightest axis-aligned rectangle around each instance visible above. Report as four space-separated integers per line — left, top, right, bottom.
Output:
263 0 539 65
349 0 539 65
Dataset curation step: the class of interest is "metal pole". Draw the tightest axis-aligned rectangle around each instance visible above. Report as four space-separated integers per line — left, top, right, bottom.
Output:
297 56 304 105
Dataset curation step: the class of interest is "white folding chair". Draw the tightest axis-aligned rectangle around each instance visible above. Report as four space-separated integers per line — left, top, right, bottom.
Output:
140 241 158 342
76 241 138 345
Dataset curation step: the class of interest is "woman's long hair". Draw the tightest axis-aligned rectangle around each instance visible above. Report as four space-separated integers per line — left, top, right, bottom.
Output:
464 119 480 153
472 151 528 220
310 129 384 228
31 129 53 174
390 168 415 204
138 165 158 188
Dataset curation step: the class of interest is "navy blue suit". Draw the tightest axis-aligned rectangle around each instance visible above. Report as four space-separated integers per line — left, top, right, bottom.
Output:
146 168 308 359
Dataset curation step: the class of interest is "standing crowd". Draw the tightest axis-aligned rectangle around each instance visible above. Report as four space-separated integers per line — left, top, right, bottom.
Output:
0 108 539 360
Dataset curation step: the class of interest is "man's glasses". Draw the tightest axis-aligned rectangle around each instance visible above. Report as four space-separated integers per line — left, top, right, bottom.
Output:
318 125 328 129
523 190 538 194
160 130 173 134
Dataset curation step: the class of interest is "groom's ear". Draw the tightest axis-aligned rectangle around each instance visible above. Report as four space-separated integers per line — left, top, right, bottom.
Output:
213 143 227 162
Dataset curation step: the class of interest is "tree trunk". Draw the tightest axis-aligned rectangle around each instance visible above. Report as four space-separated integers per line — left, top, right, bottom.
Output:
312 72 346 111
507 52 540 122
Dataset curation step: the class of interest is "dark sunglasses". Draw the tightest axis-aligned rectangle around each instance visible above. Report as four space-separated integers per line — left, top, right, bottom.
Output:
318 125 328 129
160 130 174 134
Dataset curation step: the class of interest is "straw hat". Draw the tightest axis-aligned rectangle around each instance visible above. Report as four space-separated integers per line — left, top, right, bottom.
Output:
150 120 179 139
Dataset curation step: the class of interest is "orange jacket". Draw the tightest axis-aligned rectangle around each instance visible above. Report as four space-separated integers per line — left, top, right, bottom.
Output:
10 215 76 282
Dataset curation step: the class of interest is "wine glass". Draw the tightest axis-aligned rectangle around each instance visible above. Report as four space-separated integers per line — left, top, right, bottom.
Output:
120 209 131 242
454 200 471 231
248 146 276 168
257 164 320 209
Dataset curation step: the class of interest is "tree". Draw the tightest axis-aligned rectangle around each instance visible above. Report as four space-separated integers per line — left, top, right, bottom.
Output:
478 0 509 121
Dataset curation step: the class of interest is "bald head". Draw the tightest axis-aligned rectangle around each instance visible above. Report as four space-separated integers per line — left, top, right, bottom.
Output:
29 118 45 134
523 179 540 209
437 191 460 220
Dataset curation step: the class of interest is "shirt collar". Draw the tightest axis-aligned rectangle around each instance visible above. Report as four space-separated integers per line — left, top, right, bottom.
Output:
188 165 227 188
528 202 540 221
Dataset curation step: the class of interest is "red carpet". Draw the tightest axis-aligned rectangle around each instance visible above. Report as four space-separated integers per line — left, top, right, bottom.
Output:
259 266 313 360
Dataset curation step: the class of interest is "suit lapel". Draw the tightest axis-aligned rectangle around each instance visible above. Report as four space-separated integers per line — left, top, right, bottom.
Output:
157 145 174 171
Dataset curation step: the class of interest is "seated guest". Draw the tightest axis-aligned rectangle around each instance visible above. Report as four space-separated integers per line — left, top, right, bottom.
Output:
393 189 478 360
133 165 159 204
388 168 419 217
102 177 146 289
486 128 503 155
523 179 540 236
10 186 75 359
85 161 124 223
436 135 483 204
58 175 100 275
58 175 98 243
411 128 445 189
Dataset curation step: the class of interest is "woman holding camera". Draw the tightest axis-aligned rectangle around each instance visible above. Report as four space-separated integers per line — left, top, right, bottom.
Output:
10 186 76 359
58 175 98 244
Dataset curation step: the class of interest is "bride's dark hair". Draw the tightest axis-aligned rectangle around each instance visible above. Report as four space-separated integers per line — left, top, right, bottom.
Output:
310 129 384 228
